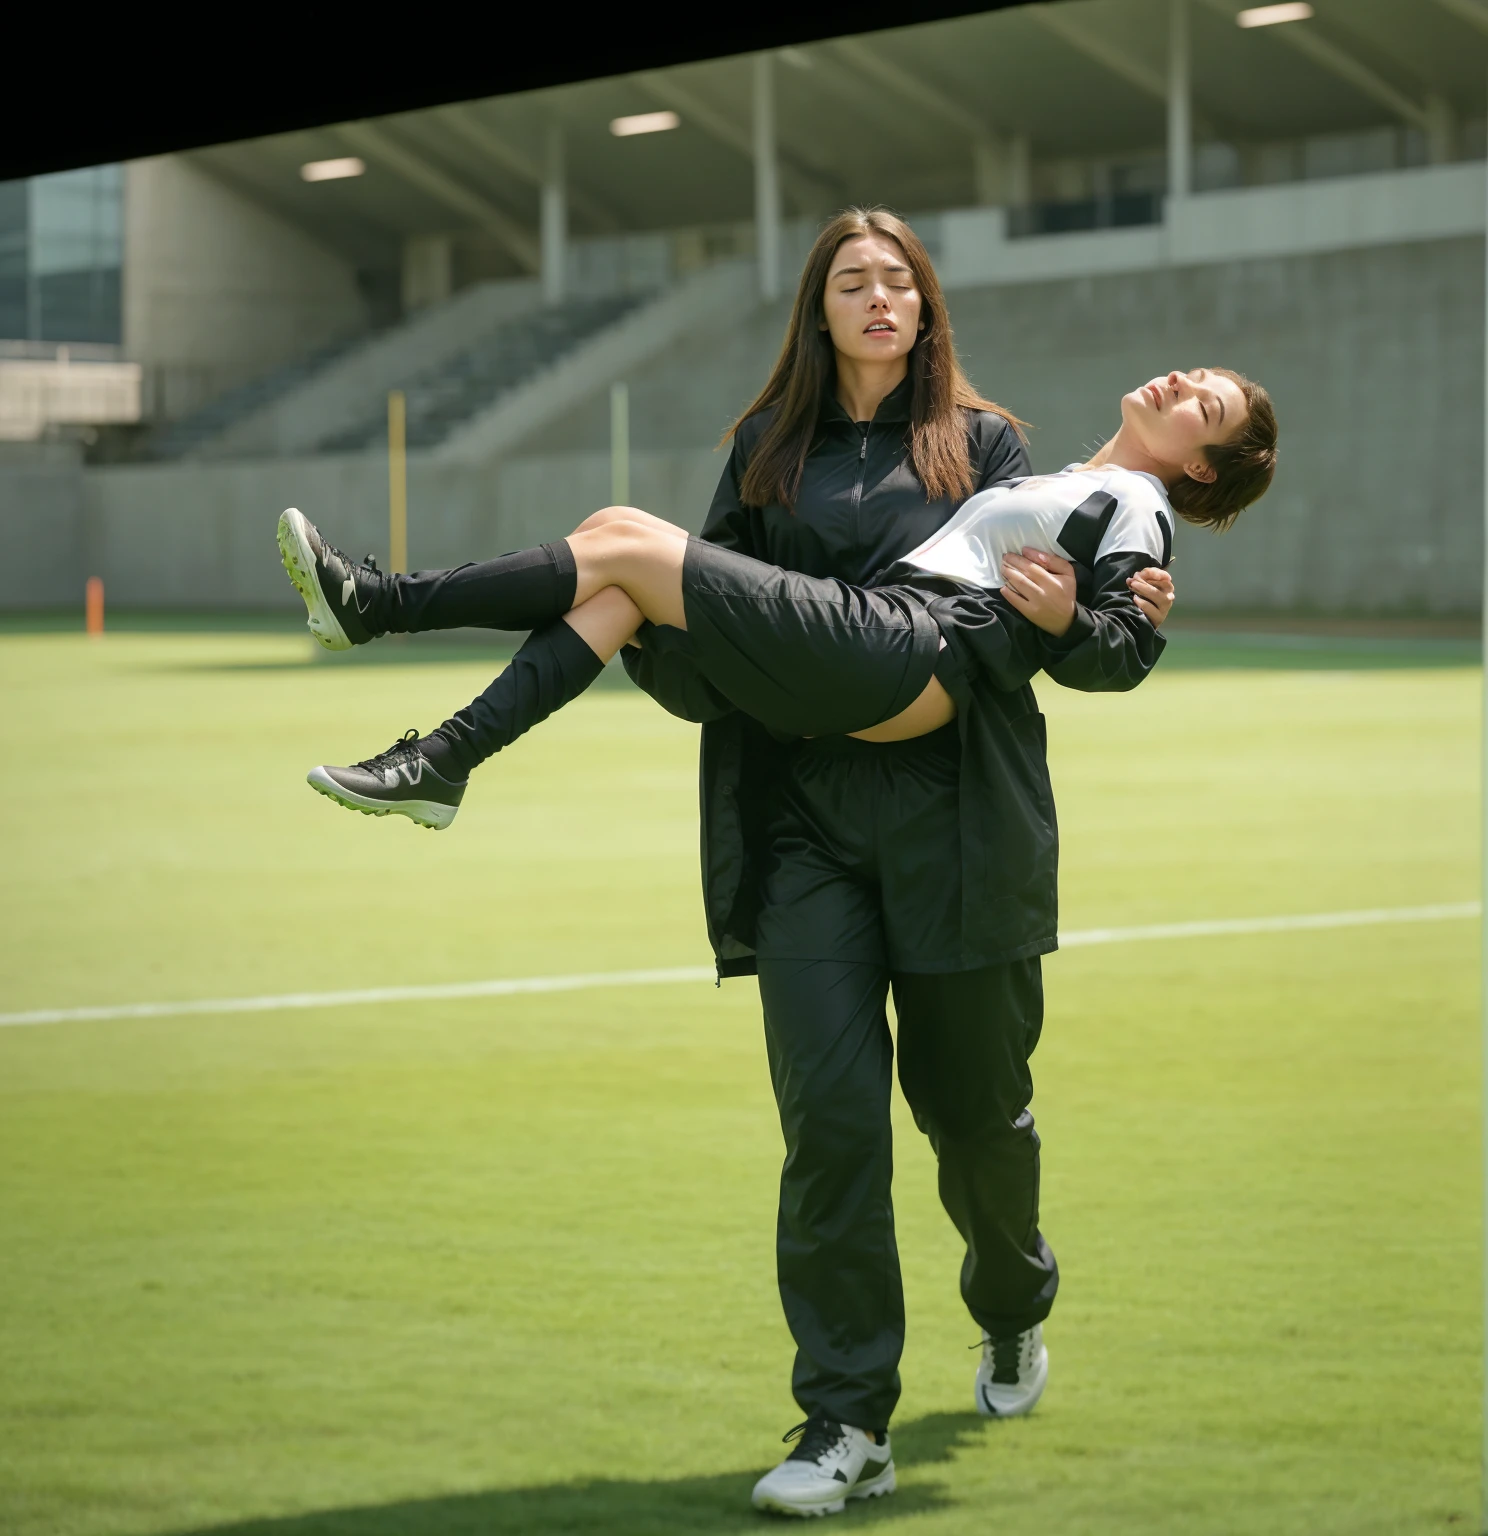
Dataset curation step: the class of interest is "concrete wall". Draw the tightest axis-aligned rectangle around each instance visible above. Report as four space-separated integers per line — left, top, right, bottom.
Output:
948 238 1483 613
0 446 85 608
519 235 1488 616
124 158 369 421
495 449 723 548
2 231 1483 616
0 447 720 612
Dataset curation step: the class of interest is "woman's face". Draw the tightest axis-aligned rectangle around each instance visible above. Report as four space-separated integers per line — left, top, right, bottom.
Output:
1121 368 1247 480
820 235 923 368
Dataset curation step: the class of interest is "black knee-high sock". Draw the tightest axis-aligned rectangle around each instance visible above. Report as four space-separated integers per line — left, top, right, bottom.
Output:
418 619 607 781
381 541 577 635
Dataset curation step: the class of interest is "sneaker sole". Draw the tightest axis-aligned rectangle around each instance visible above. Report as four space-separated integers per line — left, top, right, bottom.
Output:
278 508 352 652
752 1465 896 1518
306 767 457 830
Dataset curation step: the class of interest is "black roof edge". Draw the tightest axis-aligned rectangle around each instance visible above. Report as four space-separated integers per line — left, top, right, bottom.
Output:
2 4 1034 183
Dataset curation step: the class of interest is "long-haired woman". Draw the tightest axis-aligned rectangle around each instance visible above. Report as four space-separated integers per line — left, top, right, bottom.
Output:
632 210 1163 1514
278 210 1275 1519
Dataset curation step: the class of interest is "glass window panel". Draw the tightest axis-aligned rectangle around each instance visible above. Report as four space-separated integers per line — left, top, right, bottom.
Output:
0 167 122 342
31 165 122 277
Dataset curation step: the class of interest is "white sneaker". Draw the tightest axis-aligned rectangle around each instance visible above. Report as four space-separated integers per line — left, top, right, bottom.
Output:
974 1322 1048 1418
750 1416 896 1518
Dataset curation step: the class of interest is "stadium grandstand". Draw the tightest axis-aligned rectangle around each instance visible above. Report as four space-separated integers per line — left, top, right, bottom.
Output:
2 0 1486 616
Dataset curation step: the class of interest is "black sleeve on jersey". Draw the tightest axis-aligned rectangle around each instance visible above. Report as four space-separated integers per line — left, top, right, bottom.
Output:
1037 550 1167 692
1155 510 1173 568
1056 492 1119 566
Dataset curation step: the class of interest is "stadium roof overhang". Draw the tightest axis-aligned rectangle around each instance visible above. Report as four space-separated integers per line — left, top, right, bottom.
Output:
0 3 1025 184
171 0 1488 276
8 0 1486 279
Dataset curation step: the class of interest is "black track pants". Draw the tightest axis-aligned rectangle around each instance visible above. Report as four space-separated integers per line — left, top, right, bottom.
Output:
757 956 1057 1433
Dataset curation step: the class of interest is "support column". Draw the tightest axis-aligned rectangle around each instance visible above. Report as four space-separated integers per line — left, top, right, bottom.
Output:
1007 133 1032 210
972 138 1000 206
1425 93 1456 165
753 53 782 303
1168 0 1192 206
610 381 630 506
974 134 1031 209
1480 68 1488 1536
541 122 567 307
401 235 452 313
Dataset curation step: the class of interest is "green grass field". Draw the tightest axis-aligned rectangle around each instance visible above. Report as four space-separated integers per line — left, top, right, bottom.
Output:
0 623 1479 1535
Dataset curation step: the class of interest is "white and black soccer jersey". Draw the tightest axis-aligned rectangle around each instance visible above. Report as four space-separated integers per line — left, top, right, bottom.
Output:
896 464 1174 590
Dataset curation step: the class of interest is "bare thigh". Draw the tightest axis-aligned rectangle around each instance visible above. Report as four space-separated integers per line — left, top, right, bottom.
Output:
569 519 689 629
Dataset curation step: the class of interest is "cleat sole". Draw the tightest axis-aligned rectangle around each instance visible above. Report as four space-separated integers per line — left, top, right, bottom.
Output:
753 1497 841 1518
306 770 457 830
278 508 352 652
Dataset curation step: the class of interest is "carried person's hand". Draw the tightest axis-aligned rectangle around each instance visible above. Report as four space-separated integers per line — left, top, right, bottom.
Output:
1128 568 1174 626
1001 548 1077 637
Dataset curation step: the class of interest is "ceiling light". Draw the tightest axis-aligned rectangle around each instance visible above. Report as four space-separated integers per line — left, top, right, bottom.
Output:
609 111 680 137
1237 2 1314 26
300 157 366 182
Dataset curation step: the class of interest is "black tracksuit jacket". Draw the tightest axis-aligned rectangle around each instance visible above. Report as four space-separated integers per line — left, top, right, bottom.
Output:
622 382 1166 976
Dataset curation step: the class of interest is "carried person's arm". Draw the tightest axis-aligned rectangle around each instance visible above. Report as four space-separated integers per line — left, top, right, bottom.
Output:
1035 550 1172 693
850 542 1174 741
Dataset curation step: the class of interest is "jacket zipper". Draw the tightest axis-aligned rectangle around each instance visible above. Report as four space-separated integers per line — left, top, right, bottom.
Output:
851 423 869 548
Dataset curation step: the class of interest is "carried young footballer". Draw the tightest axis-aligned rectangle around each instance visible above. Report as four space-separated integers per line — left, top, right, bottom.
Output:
278 364 1275 831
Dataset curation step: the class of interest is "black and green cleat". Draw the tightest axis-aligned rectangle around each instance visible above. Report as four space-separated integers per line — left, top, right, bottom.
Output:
277 506 388 651
307 731 466 831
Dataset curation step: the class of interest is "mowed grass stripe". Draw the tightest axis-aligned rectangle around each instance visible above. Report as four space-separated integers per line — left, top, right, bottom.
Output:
1 636 1479 1536
3 902 1477 1028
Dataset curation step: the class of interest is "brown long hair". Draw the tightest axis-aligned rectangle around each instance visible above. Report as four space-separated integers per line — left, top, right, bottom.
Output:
727 207 1026 509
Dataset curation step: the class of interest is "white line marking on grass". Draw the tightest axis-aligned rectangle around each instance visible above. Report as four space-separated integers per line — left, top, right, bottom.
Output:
2 903 1478 1030
1058 902 1481 948
0 968 717 1029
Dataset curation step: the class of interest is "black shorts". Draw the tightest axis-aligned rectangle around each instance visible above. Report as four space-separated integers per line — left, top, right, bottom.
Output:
681 539 942 738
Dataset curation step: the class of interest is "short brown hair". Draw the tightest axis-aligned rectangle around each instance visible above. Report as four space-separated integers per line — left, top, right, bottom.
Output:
1170 369 1277 532
728 207 1026 509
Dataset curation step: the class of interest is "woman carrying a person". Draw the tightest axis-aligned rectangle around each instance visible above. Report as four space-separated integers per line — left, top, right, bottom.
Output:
278 208 1276 1519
